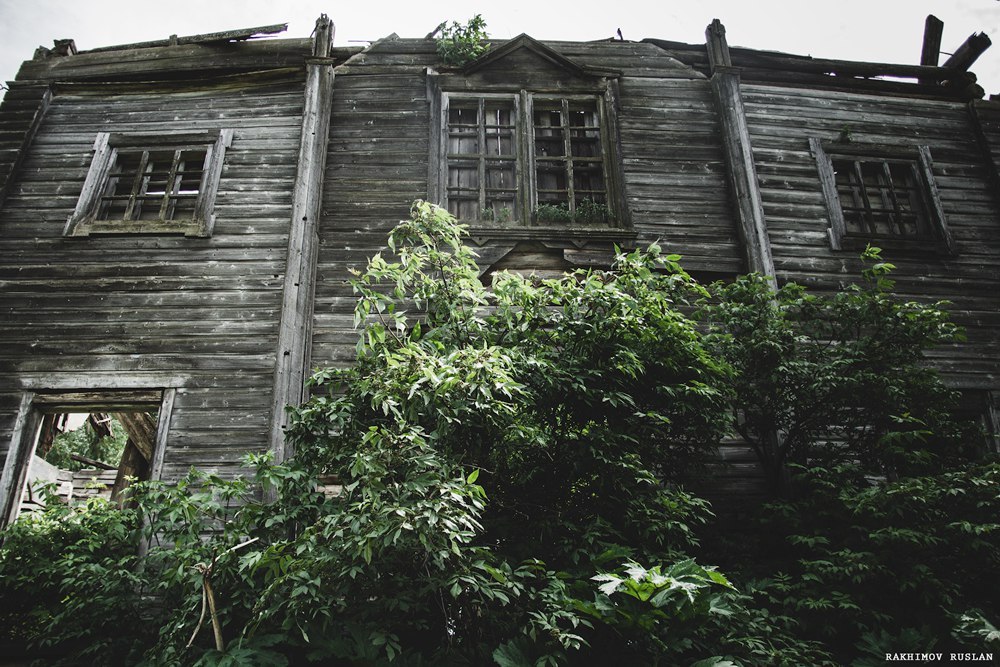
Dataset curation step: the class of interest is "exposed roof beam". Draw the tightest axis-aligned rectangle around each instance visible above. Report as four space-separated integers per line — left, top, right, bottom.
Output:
82 23 288 54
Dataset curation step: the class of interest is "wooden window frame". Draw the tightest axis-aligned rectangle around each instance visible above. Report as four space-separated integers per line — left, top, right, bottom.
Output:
434 90 625 230
65 130 233 238
810 138 955 254
0 389 175 528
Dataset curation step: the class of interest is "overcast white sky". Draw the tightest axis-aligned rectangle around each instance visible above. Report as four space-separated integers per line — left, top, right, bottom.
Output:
1 0 998 95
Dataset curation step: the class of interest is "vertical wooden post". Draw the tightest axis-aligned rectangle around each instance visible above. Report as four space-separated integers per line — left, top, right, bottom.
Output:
920 15 944 67
919 15 944 85
706 20 775 279
0 393 39 527
269 15 336 464
967 101 1000 215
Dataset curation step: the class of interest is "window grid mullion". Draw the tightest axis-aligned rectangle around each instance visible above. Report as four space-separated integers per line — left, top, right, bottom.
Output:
478 98 486 217
159 149 184 220
852 160 878 235
880 161 906 236
562 99 575 214
122 150 151 221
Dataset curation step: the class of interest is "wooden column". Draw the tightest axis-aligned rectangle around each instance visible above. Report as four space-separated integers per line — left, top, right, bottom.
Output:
967 101 1000 214
269 15 336 463
706 20 775 279
920 15 944 68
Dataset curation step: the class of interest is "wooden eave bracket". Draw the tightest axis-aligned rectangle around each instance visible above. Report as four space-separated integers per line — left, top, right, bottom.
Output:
458 34 621 78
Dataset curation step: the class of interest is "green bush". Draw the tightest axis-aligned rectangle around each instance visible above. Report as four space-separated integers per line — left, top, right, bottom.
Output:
436 15 489 66
0 203 995 665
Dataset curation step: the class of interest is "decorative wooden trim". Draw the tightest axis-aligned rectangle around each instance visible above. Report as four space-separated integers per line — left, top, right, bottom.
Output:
459 34 620 79
269 14 335 463
916 146 955 254
426 68 446 205
0 85 52 212
196 129 233 237
604 79 632 231
705 19 732 71
149 389 176 490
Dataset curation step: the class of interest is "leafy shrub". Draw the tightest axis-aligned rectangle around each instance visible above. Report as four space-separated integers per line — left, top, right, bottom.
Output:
45 416 128 470
0 203 994 666
436 15 489 66
700 248 966 491
535 199 611 225
0 492 147 665
746 463 1000 661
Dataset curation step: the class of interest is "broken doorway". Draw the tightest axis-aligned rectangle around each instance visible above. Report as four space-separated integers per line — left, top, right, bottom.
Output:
0 389 173 527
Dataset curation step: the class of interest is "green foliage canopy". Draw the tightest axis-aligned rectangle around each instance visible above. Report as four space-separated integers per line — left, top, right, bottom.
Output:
0 202 994 666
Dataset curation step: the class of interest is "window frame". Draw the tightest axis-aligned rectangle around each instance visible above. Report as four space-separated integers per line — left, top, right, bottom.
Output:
432 88 627 231
65 129 233 238
0 388 174 528
810 138 954 254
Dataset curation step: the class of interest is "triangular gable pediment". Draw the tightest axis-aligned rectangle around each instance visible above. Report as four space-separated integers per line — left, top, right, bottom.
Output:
458 34 620 82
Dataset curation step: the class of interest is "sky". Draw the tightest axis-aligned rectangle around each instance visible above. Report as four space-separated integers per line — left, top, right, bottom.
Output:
0 0 999 95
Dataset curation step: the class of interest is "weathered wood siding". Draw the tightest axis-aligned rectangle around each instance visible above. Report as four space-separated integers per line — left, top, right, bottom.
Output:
742 84 1000 390
560 41 745 275
312 38 744 371
0 49 309 478
313 38 433 371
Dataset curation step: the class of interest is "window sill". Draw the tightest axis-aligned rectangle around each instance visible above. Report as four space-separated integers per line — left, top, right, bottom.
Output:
466 224 635 245
832 232 957 258
66 218 210 238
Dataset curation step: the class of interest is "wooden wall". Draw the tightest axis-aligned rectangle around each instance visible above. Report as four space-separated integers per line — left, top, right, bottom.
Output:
559 41 745 275
3 31 997 493
742 84 1000 390
311 37 745 371
0 51 309 479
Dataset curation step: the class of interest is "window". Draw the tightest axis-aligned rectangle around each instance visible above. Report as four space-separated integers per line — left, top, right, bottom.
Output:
810 139 954 253
446 98 518 221
66 130 232 237
440 93 617 227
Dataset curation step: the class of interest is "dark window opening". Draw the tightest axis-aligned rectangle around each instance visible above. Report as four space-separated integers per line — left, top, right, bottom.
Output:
66 129 232 238
534 100 606 216
833 158 930 240
809 138 954 254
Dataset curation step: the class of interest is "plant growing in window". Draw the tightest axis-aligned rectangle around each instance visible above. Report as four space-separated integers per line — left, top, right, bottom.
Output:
534 202 573 224
481 205 513 223
534 199 611 225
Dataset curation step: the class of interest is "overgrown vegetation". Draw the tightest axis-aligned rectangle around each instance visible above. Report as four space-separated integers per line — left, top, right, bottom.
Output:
44 416 129 470
535 199 611 225
436 15 489 67
0 202 996 665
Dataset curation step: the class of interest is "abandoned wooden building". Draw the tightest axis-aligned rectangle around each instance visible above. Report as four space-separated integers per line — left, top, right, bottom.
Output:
1 15 998 522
